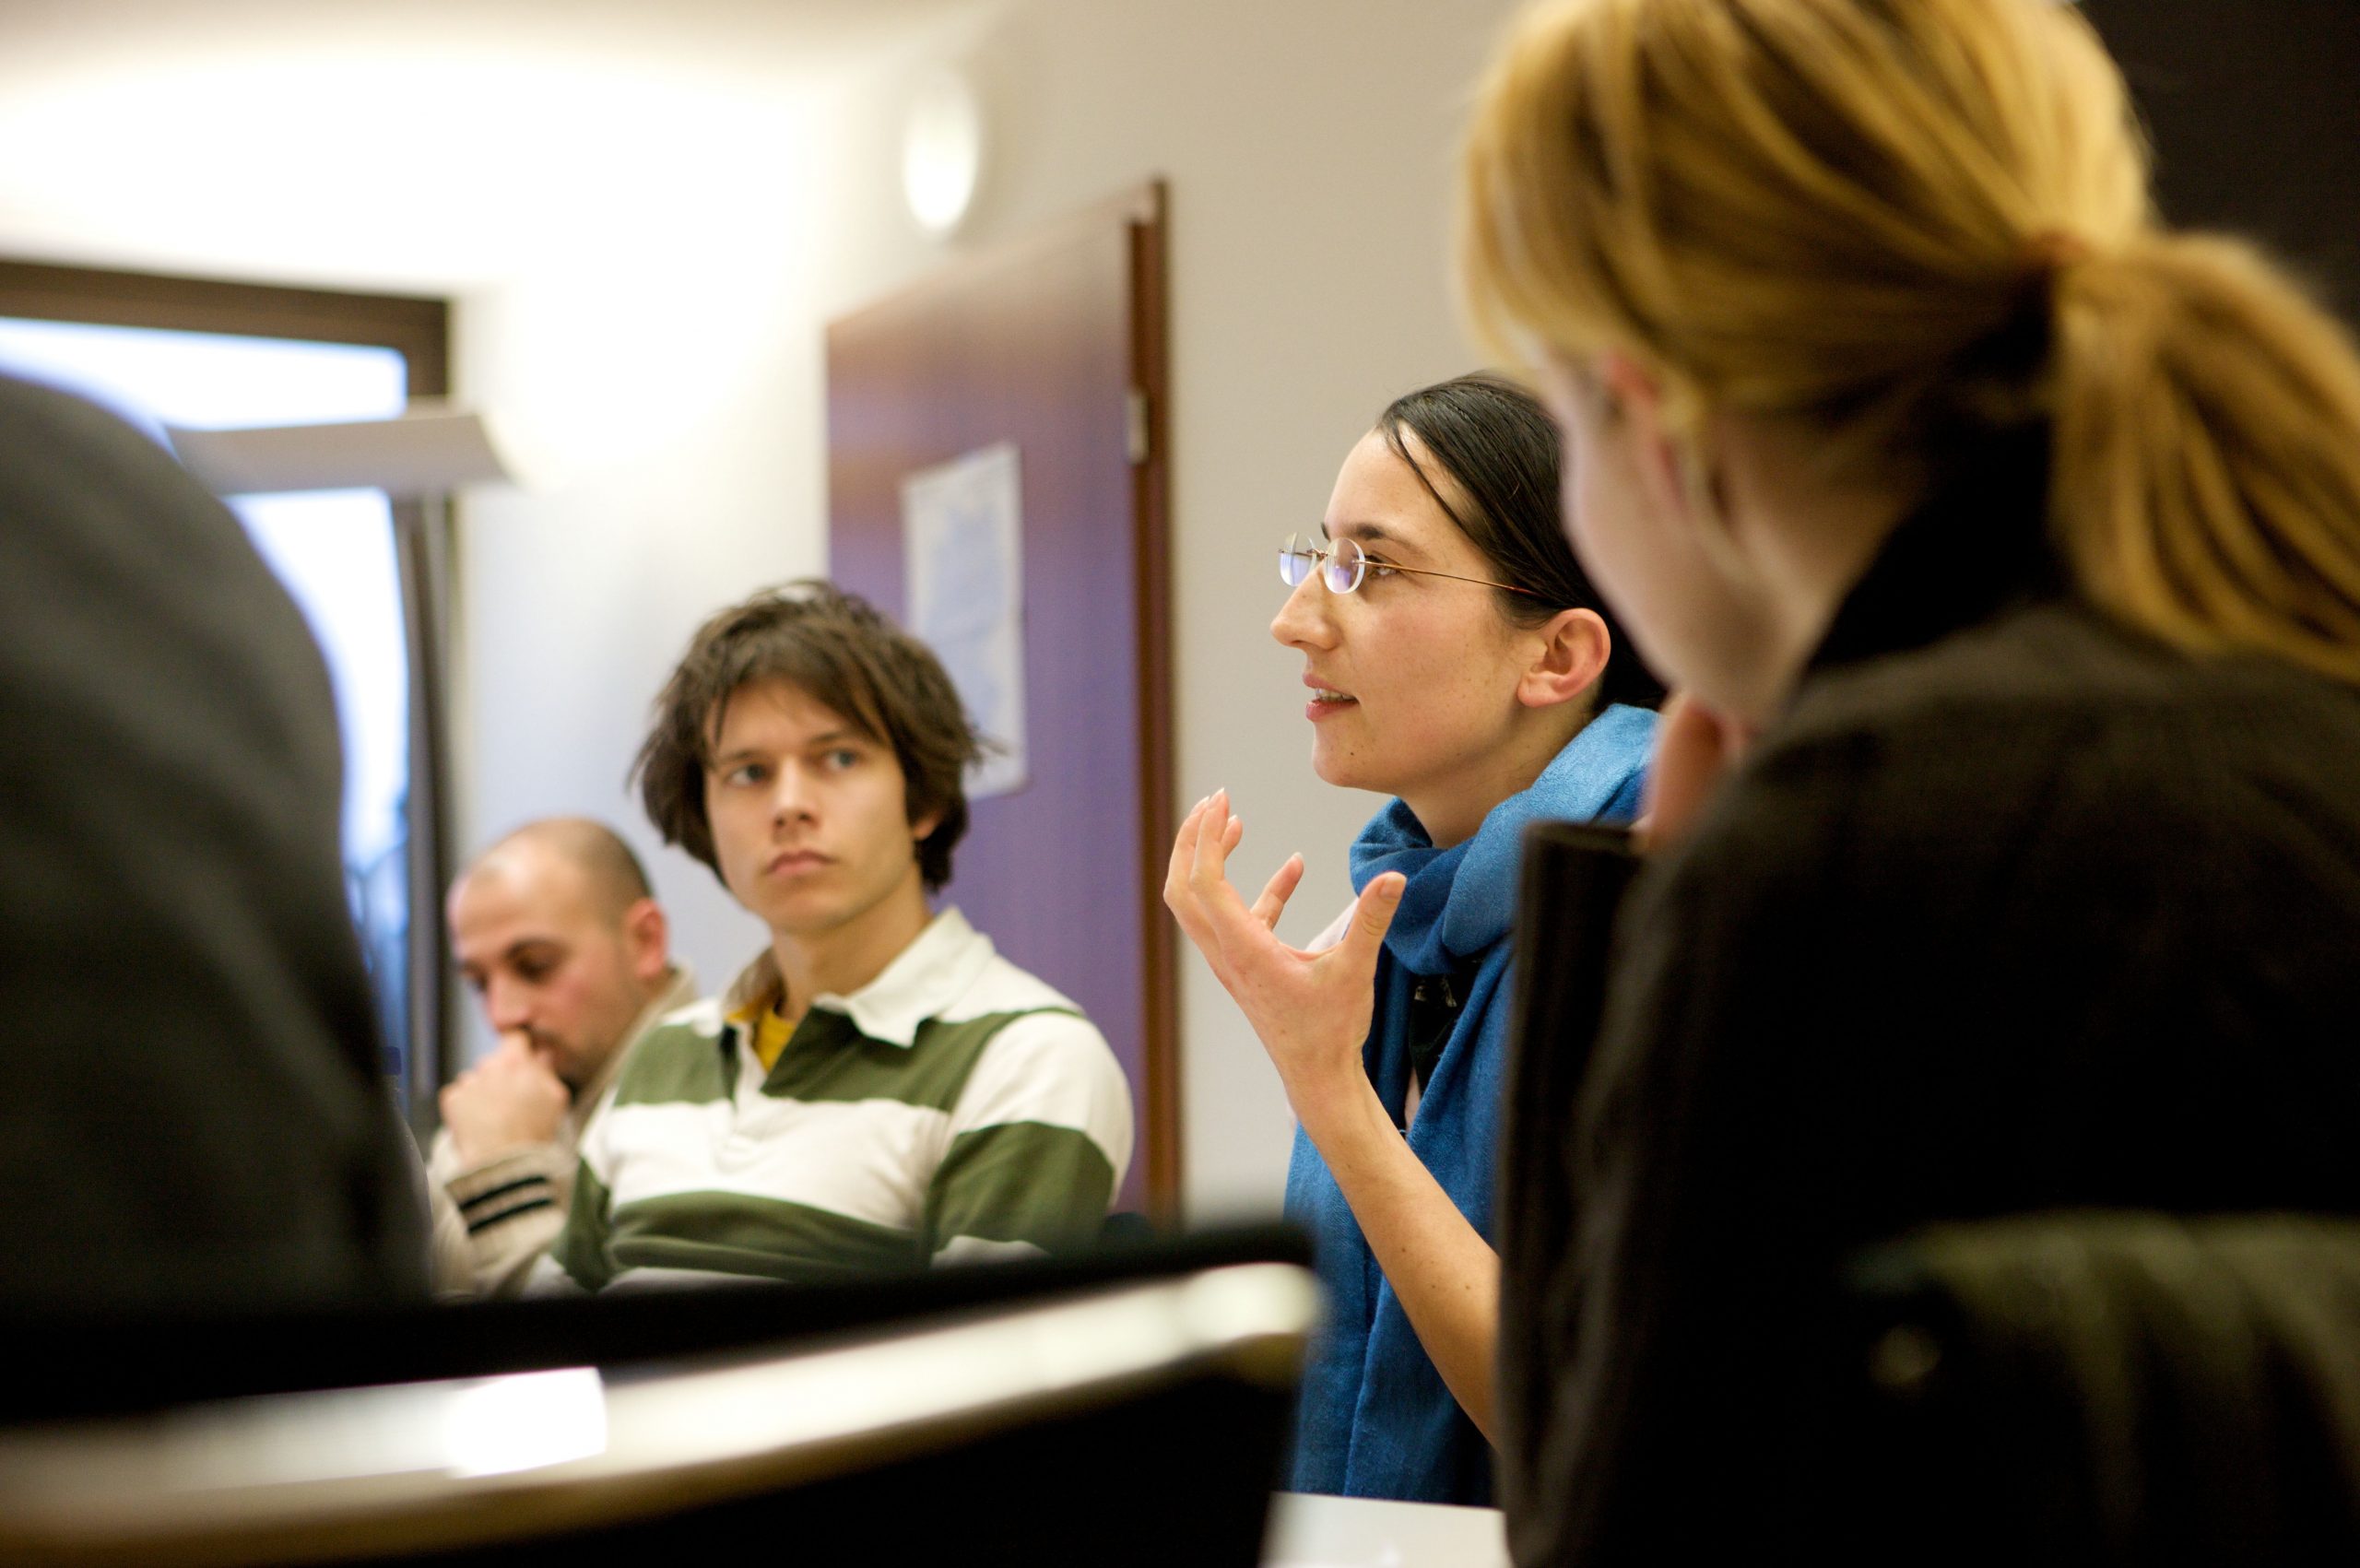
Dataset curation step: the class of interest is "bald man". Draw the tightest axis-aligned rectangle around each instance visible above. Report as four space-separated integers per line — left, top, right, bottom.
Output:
427 819 695 1297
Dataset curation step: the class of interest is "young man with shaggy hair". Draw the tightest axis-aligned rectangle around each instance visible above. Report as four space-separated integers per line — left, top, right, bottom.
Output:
540 583 1131 1290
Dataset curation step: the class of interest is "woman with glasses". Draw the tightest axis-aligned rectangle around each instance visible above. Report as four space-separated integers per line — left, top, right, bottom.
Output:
1457 0 2360 1560
1165 371 1658 1504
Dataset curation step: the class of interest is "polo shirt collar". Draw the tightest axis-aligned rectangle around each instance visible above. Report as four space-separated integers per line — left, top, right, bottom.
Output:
720 907 994 1051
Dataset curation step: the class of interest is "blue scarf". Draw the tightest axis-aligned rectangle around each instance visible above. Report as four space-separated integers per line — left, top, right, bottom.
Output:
1281 702 1657 1503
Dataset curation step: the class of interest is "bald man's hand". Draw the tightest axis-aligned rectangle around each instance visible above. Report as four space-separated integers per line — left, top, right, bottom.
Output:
440 1034 570 1165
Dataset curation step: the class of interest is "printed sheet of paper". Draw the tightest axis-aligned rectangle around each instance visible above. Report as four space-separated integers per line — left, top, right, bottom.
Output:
902 442 1028 798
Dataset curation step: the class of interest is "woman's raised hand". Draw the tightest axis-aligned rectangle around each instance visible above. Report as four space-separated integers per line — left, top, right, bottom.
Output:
1163 789 1405 1128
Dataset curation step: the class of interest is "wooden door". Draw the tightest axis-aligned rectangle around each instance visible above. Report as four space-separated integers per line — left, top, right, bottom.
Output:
826 183 1174 1215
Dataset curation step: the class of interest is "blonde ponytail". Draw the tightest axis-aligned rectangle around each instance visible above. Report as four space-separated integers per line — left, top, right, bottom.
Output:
1462 0 2360 683
2051 233 2360 681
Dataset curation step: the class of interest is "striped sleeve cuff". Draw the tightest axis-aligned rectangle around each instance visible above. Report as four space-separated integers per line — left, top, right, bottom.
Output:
456 1173 560 1235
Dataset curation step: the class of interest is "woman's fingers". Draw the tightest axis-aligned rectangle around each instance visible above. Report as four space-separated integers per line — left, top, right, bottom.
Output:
1331 871 1406 982
1186 792 1311 974
1153 792 1381 1104
1186 787 1240 898
1165 793 1324 1006
1167 792 1266 969
1249 853 1305 929
1163 797 1229 961
1162 796 1209 914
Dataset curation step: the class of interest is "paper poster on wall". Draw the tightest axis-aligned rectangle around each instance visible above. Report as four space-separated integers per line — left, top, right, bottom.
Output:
902 441 1028 798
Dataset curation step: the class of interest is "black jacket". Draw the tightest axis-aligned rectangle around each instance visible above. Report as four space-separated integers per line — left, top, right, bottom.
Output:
0 373 428 1317
1497 450 2360 1563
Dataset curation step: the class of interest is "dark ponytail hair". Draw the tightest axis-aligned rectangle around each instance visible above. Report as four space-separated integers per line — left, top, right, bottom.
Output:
1376 371 1665 710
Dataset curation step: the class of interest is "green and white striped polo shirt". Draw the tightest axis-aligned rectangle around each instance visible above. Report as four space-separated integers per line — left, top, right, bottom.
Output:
543 908 1133 1291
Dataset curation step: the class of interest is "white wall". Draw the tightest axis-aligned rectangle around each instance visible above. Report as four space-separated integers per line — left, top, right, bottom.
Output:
452 92 832 1026
454 0 1525 1217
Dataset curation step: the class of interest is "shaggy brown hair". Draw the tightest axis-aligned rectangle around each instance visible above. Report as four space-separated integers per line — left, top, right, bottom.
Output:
631 582 980 892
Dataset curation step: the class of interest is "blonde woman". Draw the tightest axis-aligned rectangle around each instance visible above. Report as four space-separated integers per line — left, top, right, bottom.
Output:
1459 0 2360 1559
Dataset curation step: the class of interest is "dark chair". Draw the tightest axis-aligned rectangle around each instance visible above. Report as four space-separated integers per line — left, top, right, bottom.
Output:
1494 821 2360 1565
0 1225 1313 1567
1837 1211 2360 1565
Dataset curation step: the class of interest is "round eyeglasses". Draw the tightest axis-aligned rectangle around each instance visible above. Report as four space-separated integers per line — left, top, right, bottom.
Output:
1278 532 1540 597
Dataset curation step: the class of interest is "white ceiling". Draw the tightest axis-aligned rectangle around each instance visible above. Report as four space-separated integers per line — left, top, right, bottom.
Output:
0 0 983 291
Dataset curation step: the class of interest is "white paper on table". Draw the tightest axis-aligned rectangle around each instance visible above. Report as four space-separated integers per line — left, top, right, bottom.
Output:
1259 1492 1511 1568
901 442 1028 798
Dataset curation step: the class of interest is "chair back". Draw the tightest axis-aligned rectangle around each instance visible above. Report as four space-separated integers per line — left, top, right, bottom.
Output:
0 1227 1316 1567
1839 1212 2360 1563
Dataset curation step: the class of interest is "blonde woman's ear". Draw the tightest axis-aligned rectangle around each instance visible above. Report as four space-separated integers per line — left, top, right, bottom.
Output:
1599 353 1708 535
1599 350 1658 427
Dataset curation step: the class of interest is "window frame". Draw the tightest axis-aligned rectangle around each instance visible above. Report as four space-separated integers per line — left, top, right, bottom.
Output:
0 257 458 1134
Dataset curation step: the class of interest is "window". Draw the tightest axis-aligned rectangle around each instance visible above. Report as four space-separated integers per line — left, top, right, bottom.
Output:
0 260 454 1132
